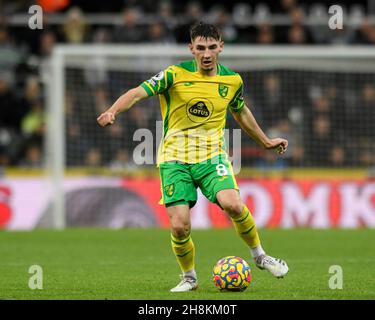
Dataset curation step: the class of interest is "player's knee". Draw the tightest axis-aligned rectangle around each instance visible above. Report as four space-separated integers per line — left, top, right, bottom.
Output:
171 226 190 239
171 220 190 239
221 201 243 218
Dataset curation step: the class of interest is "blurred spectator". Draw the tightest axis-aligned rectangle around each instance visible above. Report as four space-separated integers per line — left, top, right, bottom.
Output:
62 7 90 44
174 1 204 42
91 27 111 44
232 3 251 27
359 149 375 166
185 1 204 23
158 0 176 31
255 149 287 170
18 76 42 121
0 128 13 166
284 7 314 44
66 120 84 166
312 95 331 116
0 148 11 166
349 4 366 28
84 28 111 88
109 149 137 171
354 20 375 44
127 106 149 132
256 118 300 167
106 122 128 161
256 23 275 44
307 115 333 166
308 3 330 43
0 73 22 132
254 73 286 128
281 0 298 12
84 147 102 167
21 102 45 141
306 94 334 137
253 3 271 25
65 91 92 166
328 27 356 45
147 22 176 44
211 6 238 43
0 25 23 73
357 138 375 166
272 119 297 162
112 7 147 43
329 145 347 167
287 24 311 44
287 24 305 44
354 83 375 139
289 145 306 167
38 30 56 57
232 3 255 43
19 143 43 168
93 86 110 115
0 71 25 165
289 6 305 24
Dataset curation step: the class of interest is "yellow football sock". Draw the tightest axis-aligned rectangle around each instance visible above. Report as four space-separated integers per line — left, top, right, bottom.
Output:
231 206 261 249
171 234 195 273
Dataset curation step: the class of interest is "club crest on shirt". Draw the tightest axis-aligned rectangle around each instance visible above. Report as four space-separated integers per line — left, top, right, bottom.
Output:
165 183 174 197
218 84 228 97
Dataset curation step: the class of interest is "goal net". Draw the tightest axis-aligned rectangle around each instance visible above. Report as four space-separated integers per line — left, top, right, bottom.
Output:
43 45 375 228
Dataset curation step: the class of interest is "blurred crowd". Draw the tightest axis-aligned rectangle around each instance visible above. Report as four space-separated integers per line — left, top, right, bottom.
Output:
1 0 375 169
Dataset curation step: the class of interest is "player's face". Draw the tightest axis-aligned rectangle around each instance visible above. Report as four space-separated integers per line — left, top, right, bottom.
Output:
189 36 224 74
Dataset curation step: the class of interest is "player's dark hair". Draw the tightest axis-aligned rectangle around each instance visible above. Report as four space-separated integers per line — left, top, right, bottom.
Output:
190 22 221 42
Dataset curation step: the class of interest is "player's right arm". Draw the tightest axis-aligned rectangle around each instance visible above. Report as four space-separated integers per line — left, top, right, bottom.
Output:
97 67 173 127
97 86 148 127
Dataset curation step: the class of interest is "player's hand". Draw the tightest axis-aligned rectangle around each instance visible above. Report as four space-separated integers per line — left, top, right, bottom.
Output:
265 138 288 155
97 112 115 127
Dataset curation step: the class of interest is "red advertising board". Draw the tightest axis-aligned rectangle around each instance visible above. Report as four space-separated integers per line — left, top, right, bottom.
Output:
1 176 375 229
122 177 375 228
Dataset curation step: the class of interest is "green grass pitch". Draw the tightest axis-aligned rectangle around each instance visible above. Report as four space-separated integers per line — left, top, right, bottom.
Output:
0 228 374 300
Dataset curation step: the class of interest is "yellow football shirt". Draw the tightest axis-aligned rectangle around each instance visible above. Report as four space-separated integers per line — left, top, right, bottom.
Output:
140 59 245 164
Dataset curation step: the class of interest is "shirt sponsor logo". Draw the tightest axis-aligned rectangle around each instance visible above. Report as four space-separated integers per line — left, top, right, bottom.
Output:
189 101 210 118
186 97 214 123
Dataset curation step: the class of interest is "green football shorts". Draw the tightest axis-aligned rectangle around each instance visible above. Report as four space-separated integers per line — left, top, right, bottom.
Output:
159 155 238 208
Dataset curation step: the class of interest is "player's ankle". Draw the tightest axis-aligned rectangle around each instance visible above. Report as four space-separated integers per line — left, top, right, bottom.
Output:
250 244 265 259
183 269 197 280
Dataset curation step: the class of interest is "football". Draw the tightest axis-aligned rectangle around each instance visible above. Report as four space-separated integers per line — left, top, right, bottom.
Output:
212 256 252 291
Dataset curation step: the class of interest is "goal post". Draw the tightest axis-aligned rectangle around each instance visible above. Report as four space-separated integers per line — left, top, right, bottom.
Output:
45 45 375 229
45 49 66 229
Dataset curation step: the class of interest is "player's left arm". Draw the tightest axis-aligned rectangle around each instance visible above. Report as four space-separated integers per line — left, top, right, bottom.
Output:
231 105 288 155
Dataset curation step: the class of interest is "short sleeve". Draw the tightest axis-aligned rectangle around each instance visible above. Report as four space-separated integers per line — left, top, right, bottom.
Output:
228 76 245 113
140 67 174 96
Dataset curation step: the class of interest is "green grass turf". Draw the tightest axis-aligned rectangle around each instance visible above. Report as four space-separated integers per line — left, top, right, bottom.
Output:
0 228 374 300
